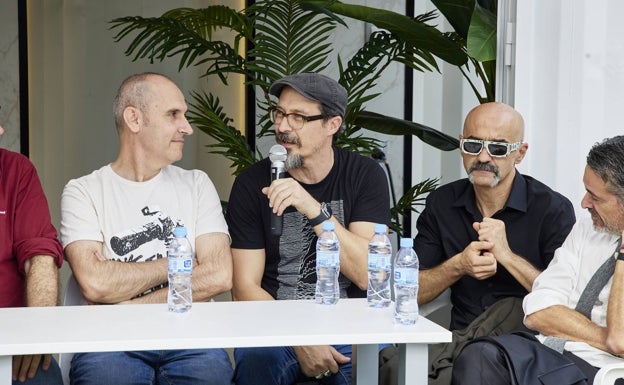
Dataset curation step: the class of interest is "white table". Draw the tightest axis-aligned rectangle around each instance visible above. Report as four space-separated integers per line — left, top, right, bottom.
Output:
0 298 450 385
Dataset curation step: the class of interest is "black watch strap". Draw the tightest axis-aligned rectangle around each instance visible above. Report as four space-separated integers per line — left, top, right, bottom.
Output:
309 202 332 227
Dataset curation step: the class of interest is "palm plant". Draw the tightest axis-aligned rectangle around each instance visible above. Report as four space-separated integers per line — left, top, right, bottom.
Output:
304 0 498 103
109 0 476 235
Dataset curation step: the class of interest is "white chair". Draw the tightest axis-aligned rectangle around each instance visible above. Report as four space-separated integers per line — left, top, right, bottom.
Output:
59 275 86 385
419 288 451 318
594 363 624 385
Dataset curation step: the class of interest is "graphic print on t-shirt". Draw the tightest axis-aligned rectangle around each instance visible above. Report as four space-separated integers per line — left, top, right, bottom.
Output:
275 200 349 300
109 205 179 262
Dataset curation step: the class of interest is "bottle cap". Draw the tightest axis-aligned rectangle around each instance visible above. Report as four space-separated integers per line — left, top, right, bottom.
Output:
400 238 413 248
321 221 335 231
374 223 387 234
173 226 187 237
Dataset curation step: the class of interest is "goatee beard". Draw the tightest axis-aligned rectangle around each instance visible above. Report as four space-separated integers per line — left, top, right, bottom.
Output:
285 154 303 171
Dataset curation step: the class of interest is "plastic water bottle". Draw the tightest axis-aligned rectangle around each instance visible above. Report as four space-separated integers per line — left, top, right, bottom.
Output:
315 221 340 305
367 223 392 308
393 238 419 324
168 226 193 313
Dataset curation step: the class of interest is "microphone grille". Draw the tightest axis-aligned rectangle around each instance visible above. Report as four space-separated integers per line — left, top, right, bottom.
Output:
269 144 287 162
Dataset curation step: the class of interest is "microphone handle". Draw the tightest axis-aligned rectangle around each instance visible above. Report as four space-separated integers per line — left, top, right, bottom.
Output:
270 166 286 236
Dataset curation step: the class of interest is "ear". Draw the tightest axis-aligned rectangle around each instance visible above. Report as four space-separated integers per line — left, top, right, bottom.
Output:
514 142 529 164
123 106 142 133
326 116 342 137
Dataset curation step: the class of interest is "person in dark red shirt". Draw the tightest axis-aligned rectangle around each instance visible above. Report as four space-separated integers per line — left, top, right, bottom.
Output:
0 115 63 384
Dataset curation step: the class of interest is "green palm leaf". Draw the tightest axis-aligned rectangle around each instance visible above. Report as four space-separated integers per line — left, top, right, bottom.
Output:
187 91 255 176
301 0 467 66
354 111 459 151
110 7 249 83
390 178 439 235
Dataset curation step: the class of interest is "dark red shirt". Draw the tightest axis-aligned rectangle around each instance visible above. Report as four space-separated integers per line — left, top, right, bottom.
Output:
0 149 63 307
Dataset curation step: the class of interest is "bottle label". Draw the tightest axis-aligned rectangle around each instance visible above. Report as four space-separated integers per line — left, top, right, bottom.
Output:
317 251 339 267
368 253 392 270
394 268 418 285
168 254 193 274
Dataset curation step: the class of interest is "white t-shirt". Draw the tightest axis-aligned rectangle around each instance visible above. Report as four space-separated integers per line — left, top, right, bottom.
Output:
523 216 624 367
61 164 228 263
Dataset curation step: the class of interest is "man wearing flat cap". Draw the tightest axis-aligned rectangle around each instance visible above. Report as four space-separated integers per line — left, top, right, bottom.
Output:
226 73 391 385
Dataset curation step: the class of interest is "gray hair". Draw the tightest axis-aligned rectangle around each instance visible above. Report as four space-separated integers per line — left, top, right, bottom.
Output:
587 135 624 203
317 103 345 142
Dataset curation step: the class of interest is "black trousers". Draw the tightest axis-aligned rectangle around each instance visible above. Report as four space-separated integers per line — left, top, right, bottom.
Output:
451 334 619 385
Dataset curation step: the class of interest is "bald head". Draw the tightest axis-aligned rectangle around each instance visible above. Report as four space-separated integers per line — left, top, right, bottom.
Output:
463 102 525 142
113 72 176 133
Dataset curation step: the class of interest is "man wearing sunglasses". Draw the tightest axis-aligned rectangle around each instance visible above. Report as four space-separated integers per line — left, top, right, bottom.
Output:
380 102 576 385
453 136 624 385
226 73 391 385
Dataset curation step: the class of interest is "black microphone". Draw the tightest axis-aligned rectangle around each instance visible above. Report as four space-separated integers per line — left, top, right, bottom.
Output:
269 144 287 236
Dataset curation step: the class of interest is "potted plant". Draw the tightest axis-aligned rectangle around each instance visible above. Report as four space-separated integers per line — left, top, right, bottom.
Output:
109 0 494 234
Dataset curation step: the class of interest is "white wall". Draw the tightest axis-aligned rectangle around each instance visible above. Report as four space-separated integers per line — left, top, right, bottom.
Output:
515 0 624 218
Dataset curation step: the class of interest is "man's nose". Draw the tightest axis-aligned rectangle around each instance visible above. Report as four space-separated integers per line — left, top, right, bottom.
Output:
580 193 592 209
477 146 492 161
180 120 193 135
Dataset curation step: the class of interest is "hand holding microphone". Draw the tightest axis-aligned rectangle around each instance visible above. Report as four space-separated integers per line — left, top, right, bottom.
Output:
269 144 287 236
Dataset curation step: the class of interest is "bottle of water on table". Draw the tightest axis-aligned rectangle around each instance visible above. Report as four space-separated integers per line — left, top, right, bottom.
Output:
393 237 419 324
168 226 193 313
367 223 392 308
315 220 340 305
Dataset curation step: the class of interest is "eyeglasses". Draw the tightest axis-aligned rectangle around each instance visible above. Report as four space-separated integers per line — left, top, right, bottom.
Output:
460 138 522 158
268 107 324 130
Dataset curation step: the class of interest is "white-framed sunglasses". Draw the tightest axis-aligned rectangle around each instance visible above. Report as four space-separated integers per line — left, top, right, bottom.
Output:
460 138 522 158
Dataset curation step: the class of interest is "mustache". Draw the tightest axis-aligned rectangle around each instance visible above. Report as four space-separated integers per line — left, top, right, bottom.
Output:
468 162 499 176
276 133 300 146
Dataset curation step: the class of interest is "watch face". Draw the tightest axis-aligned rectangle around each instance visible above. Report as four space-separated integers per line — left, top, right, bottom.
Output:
309 202 333 227
321 203 332 217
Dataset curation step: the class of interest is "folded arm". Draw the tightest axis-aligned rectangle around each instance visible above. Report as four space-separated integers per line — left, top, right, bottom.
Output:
525 305 608 352
65 240 168 304
189 232 232 301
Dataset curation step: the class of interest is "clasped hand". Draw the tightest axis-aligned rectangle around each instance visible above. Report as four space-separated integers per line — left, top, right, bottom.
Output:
459 218 512 280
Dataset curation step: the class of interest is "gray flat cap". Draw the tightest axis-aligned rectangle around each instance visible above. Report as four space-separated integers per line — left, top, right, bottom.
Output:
269 73 347 118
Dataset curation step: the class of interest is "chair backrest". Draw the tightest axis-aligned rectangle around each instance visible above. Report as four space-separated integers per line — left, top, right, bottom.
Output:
594 363 624 385
59 274 86 385
63 274 87 306
419 288 451 329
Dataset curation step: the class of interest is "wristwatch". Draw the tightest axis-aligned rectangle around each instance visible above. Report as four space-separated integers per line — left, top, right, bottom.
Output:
309 202 332 227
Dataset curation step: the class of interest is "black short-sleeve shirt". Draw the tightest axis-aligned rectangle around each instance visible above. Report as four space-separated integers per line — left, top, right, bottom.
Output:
226 147 391 300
